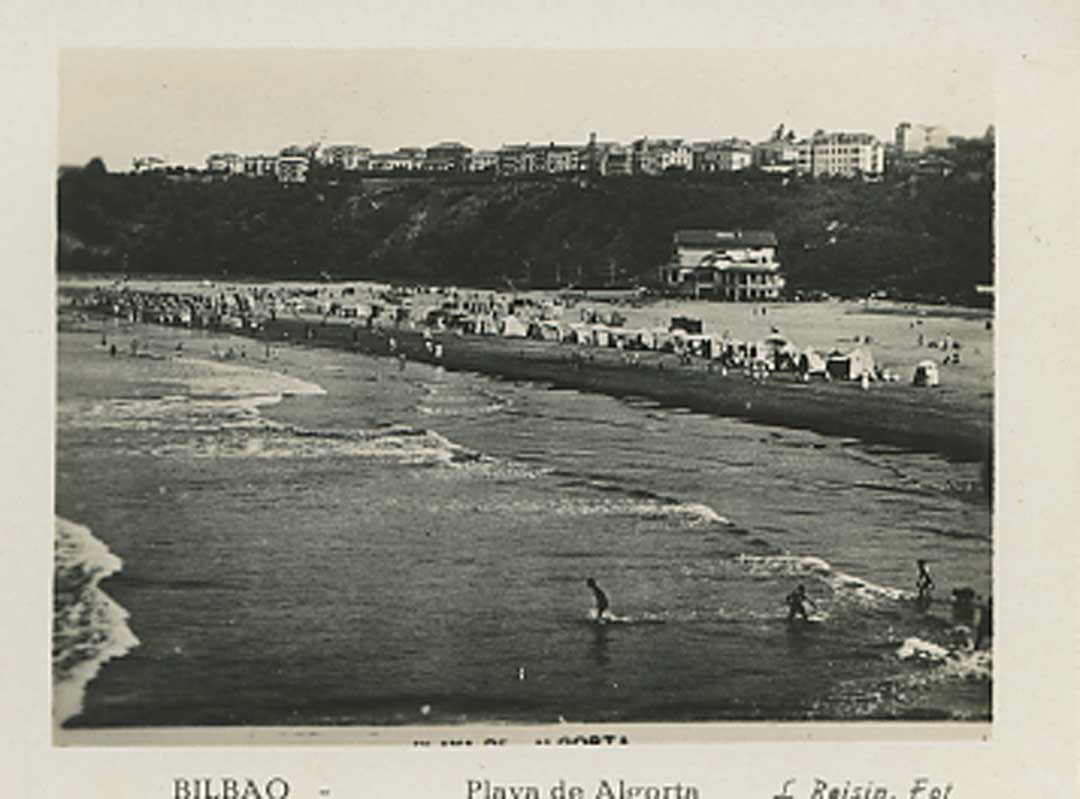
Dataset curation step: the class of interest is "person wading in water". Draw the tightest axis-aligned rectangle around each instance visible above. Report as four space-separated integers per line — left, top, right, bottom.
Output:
916 559 936 602
585 577 610 623
785 584 817 622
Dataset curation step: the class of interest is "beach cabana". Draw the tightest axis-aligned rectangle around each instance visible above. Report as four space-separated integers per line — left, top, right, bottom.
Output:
528 321 563 341
826 347 876 381
589 325 612 348
683 334 715 359
798 347 828 377
500 315 529 338
913 360 941 387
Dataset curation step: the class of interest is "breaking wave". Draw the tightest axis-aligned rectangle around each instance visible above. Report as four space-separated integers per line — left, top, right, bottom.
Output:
53 517 139 726
59 391 492 467
443 494 731 529
734 553 910 608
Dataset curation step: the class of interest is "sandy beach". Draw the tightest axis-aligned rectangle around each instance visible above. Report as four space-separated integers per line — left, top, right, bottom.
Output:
258 309 992 468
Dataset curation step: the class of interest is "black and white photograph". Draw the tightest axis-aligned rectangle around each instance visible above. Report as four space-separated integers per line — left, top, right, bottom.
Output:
52 48 999 737
4 1 1080 797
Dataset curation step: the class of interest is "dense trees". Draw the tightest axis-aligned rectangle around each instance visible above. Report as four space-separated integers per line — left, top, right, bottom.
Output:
57 154 993 303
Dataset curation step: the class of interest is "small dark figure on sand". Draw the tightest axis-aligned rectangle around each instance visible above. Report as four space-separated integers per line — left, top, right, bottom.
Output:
785 584 816 621
109 344 117 358
951 587 977 625
585 577 610 622
975 597 992 650
916 559 935 601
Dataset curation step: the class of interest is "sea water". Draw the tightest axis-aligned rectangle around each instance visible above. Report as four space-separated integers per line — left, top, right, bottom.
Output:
54 318 991 727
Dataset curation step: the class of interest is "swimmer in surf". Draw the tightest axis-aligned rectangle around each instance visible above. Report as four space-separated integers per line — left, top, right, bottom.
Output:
785 584 816 622
916 559 935 601
585 578 610 623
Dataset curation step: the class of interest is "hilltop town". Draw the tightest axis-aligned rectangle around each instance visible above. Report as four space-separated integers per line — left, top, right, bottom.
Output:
128 122 992 183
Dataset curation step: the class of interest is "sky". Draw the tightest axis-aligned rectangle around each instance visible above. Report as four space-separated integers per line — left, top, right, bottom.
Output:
59 49 994 170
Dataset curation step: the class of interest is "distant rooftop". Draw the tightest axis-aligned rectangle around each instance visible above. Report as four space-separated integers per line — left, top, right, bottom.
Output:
809 131 879 144
675 230 778 247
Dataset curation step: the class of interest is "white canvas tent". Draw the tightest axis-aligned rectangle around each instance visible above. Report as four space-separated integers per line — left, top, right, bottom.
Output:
500 315 529 338
826 347 876 381
798 347 828 376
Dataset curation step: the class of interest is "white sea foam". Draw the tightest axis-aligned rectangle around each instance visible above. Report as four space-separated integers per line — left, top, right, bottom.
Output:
143 420 482 465
444 495 730 527
896 636 950 662
58 348 510 466
176 357 327 399
53 517 140 726
644 501 731 527
896 636 993 681
735 553 909 607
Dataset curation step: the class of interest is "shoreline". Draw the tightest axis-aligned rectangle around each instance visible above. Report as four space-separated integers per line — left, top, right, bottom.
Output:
55 313 993 727
58 299 992 468
257 317 992 469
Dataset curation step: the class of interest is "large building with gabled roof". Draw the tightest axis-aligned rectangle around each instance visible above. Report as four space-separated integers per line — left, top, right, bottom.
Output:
661 229 785 301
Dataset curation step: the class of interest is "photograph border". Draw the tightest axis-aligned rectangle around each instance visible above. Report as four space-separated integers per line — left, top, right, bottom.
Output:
4 2 1078 797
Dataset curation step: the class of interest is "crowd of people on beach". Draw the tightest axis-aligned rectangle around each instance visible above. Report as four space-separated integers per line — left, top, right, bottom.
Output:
70 278 985 392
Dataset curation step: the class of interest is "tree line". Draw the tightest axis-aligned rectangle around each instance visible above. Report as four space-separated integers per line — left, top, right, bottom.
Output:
57 148 993 304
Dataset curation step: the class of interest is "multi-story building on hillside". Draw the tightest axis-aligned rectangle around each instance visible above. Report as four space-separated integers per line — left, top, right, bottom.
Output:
243 154 279 178
467 150 499 172
496 144 531 175
631 138 693 175
895 122 950 154
660 229 784 301
751 135 803 174
543 144 583 174
425 142 473 172
693 139 754 172
206 153 245 175
582 138 631 176
320 144 372 171
496 143 583 175
369 148 426 172
276 155 310 183
600 144 633 176
797 131 885 179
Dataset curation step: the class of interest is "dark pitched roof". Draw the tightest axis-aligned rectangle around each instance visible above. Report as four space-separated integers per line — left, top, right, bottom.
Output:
675 230 778 247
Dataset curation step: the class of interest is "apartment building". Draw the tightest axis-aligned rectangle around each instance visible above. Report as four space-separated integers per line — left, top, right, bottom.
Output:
276 156 310 184
694 139 753 172
797 131 885 178
496 144 530 175
243 154 279 178
425 142 473 172
543 144 583 174
600 144 633 176
467 150 499 172
752 138 800 174
632 138 693 175
206 153 245 175
368 148 426 172
895 122 950 154
320 144 372 171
